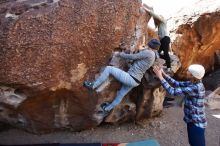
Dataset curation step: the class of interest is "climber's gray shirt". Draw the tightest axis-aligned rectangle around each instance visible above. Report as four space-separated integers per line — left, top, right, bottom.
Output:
119 49 155 82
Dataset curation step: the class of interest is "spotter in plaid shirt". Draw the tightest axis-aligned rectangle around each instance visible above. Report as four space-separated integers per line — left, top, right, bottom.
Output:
161 74 207 128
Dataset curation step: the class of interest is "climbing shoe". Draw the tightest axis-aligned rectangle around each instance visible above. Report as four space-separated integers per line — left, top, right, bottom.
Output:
164 96 175 102
100 102 110 117
163 100 174 108
83 81 94 90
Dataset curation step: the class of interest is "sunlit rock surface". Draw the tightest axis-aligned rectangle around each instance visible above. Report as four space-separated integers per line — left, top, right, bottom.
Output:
0 0 175 133
169 0 220 78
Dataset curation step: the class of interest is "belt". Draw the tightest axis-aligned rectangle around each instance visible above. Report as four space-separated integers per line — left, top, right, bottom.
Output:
130 75 141 84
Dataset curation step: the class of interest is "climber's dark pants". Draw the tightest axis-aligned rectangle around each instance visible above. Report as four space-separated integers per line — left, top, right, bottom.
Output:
158 36 171 68
187 123 206 146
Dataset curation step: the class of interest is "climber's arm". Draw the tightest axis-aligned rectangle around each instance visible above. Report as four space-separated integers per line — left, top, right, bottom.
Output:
142 4 166 23
119 50 148 60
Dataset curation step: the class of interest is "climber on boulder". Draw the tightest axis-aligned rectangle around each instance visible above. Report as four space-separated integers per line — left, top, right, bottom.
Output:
83 39 161 116
143 3 172 73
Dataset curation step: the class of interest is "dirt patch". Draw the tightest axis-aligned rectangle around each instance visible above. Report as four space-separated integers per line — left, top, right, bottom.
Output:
0 106 219 146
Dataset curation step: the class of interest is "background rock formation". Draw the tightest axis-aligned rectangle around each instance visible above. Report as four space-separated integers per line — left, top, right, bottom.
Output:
203 69 220 91
0 0 174 133
203 70 220 110
169 0 220 78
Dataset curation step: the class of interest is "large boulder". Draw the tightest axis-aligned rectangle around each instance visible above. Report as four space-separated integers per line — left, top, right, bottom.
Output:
169 0 220 78
0 0 164 133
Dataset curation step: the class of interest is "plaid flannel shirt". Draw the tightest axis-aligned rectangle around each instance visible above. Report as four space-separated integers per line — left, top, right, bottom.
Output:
161 75 207 128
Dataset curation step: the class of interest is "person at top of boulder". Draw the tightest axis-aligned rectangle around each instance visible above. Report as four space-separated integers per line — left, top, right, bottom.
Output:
143 3 172 73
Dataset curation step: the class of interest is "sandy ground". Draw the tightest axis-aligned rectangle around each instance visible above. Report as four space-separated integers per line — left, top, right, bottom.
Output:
0 106 220 146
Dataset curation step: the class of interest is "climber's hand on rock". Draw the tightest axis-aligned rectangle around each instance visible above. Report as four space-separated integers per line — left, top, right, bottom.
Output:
142 3 153 12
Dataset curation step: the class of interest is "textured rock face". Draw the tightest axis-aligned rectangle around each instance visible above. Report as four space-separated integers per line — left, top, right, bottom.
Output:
203 69 220 91
169 0 220 78
0 0 163 133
